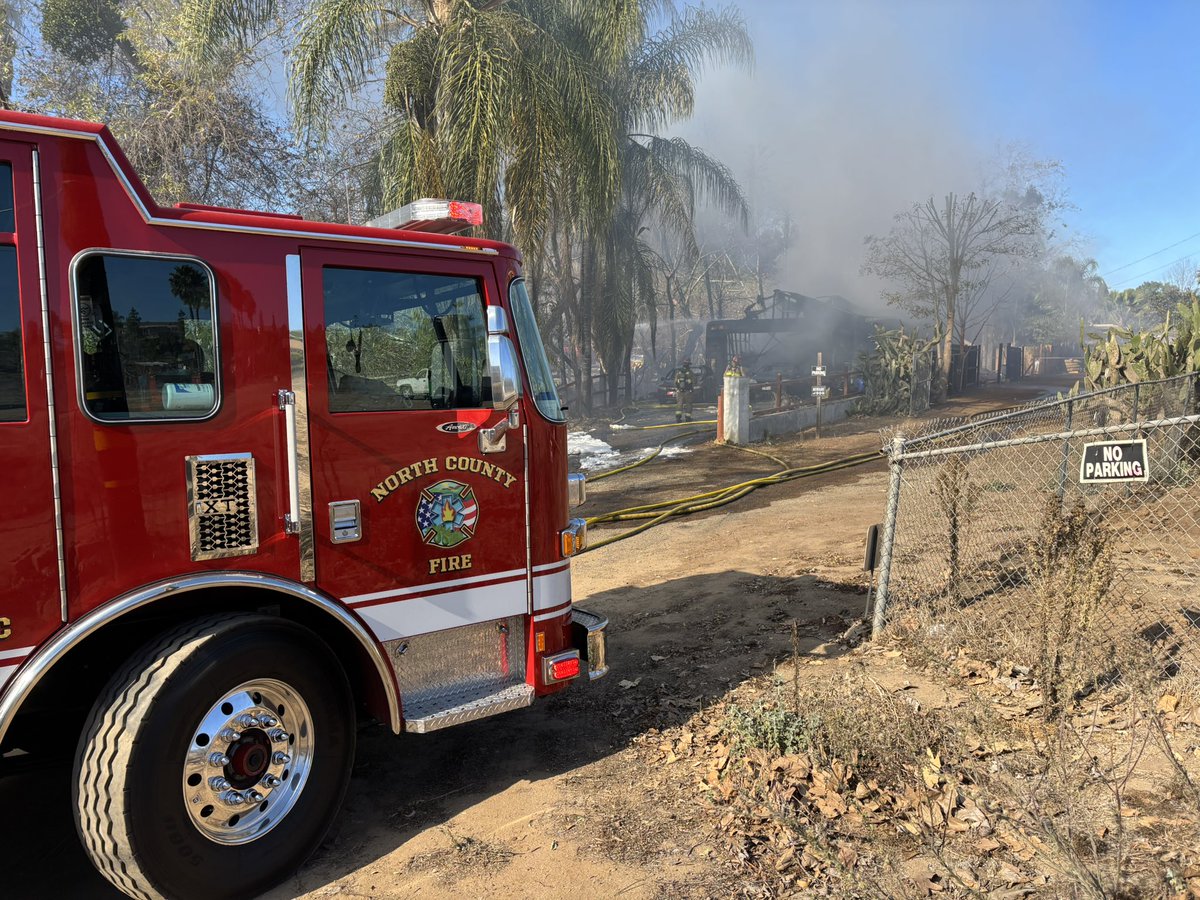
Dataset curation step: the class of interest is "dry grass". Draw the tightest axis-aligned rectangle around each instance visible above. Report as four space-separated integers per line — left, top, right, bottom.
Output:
641 618 1200 899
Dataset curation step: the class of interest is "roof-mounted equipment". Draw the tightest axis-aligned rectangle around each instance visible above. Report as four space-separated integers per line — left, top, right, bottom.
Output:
366 199 483 235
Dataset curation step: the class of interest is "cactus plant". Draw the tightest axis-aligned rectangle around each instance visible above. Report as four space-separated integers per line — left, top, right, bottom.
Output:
1082 297 1200 389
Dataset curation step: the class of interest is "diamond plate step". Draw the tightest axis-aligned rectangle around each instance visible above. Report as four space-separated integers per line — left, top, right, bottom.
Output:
403 682 534 734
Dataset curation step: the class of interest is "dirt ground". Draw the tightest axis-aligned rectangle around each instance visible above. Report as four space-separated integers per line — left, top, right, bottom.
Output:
13 379 1189 899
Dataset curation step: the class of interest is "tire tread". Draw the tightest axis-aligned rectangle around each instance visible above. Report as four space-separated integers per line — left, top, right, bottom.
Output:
74 614 278 900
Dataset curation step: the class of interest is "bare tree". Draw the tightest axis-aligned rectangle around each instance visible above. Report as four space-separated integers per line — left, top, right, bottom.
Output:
1164 256 1199 293
863 192 1037 398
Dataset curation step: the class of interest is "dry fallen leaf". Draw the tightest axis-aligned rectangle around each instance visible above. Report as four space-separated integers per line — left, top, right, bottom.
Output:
1158 694 1181 714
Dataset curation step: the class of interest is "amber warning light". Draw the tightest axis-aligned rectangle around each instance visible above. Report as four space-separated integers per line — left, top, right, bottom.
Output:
366 198 484 235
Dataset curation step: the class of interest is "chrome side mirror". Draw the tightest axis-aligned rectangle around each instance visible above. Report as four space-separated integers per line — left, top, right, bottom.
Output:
488 334 520 410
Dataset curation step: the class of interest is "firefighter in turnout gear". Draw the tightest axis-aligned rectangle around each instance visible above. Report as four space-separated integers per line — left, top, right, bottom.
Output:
674 364 696 422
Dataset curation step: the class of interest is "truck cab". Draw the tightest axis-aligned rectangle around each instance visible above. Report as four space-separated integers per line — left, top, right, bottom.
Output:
0 111 604 900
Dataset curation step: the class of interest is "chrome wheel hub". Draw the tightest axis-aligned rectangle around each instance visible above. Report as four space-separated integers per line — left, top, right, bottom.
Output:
182 678 314 844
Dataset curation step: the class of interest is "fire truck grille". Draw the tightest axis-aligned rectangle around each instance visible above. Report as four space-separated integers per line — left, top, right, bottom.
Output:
186 454 259 560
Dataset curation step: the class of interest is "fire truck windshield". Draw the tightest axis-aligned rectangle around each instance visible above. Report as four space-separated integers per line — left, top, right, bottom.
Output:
509 279 563 422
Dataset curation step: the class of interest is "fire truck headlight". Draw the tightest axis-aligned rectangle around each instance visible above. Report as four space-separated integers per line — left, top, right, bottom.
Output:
567 473 586 507
560 518 587 557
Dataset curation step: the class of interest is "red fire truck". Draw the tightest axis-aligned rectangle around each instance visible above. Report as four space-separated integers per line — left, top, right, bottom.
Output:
0 109 605 899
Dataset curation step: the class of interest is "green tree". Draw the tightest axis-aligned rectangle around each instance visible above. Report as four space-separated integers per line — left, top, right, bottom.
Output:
24 0 300 210
1109 281 1196 328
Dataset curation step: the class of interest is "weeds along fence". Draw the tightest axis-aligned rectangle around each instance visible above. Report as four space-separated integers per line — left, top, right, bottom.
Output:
871 373 1200 694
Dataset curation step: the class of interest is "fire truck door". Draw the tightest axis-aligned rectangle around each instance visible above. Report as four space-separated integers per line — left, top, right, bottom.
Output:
0 141 63 684
297 249 529 642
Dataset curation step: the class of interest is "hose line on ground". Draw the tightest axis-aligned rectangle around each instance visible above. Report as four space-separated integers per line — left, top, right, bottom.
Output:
581 450 881 552
585 429 704 483
613 418 717 431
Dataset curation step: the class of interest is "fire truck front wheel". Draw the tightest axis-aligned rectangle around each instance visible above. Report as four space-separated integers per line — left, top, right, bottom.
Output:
72 613 356 900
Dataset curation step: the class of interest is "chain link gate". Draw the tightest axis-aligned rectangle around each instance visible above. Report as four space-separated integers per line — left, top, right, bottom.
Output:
871 373 1200 688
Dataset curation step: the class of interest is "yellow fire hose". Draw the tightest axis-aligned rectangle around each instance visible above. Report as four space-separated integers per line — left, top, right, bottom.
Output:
613 418 718 430
581 449 881 552
585 429 705 483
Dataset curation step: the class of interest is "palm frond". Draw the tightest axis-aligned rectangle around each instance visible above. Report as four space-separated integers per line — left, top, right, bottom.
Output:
624 5 752 130
176 0 279 59
631 135 748 229
289 0 400 137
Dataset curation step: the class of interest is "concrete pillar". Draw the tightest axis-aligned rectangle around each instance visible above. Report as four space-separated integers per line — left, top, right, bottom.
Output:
722 375 750 445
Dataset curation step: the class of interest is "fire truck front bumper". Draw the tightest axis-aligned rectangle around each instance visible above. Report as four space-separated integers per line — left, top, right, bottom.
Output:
570 607 609 681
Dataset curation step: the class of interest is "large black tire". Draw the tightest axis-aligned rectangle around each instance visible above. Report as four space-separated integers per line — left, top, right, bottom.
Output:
72 614 355 900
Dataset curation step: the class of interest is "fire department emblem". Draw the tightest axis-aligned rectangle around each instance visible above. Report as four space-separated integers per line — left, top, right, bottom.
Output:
415 480 479 548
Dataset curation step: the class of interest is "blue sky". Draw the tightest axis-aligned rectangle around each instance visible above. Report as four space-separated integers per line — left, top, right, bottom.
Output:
682 0 1200 298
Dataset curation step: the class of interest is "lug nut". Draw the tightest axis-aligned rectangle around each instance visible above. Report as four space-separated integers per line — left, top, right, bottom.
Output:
273 752 291 765
219 728 240 743
247 790 265 803
261 774 282 788
208 753 230 767
269 729 290 744
209 776 231 792
220 790 247 807
259 714 278 728
236 714 261 728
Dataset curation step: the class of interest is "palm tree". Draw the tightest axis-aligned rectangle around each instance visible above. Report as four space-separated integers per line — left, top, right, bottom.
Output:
585 5 752 406
179 0 625 247
178 1 752 410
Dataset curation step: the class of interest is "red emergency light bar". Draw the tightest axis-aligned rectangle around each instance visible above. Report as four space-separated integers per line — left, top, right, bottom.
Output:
366 198 484 235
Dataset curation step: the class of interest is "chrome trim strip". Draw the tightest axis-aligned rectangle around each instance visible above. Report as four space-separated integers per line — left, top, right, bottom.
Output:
31 150 68 621
523 422 533 615
68 247 222 425
0 572 403 743
285 255 316 581
486 305 508 334
277 389 301 534
0 121 497 255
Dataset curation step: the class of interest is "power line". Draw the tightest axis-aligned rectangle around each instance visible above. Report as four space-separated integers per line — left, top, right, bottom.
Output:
1109 250 1198 290
1100 229 1200 279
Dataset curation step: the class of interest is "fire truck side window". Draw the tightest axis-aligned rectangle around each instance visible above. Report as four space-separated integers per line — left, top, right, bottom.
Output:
0 245 24 422
0 162 13 232
74 252 219 422
0 162 21 423
323 267 488 412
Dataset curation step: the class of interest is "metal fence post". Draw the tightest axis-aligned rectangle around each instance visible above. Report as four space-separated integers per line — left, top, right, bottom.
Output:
871 435 906 638
1056 398 1074 503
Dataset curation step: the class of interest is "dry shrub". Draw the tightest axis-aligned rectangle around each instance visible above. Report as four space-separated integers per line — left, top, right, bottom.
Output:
726 665 955 792
1029 497 1116 720
931 455 981 602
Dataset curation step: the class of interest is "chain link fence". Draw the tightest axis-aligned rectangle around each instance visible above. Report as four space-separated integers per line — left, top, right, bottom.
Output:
872 373 1200 692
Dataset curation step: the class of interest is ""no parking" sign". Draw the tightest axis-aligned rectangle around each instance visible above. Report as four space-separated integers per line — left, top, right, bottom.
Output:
1079 439 1150 483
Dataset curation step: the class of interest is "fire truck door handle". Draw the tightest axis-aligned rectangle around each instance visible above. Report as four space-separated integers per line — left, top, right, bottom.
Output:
478 406 519 454
278 390 301 535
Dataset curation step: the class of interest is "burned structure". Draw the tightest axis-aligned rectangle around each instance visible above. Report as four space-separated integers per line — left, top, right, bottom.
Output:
702 290 880 397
